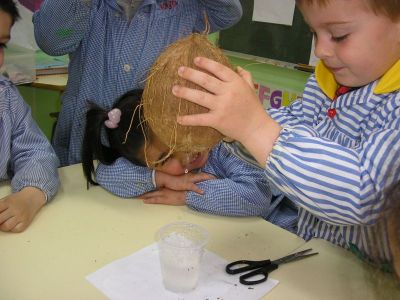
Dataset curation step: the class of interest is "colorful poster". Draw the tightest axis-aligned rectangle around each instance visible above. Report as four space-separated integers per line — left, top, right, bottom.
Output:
254 82 301 109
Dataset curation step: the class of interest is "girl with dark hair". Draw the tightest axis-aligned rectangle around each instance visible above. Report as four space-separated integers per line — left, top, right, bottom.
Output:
82 89 148 185
82 88 216 195
0 0 20 25
82 89 298 232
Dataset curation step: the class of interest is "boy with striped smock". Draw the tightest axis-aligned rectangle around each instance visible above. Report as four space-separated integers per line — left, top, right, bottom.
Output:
173 0 400 267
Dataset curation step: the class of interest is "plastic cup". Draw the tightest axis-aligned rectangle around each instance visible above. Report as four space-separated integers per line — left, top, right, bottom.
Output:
156 222 209 293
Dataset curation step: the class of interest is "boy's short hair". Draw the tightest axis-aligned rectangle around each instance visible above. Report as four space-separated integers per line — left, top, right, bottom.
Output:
296 0 400 21
0 0 20 24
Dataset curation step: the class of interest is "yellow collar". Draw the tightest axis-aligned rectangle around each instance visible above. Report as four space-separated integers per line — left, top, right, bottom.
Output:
315 59 400 99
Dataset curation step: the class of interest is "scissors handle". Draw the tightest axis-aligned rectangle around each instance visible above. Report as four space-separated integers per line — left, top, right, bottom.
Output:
225 259 271 274
239 263 278 285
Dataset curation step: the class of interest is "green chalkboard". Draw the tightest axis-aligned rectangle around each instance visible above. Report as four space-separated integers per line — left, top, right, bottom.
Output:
219 0 313 64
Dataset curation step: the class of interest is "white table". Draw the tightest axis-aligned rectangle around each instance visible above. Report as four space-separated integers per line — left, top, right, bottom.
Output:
0 164 398 299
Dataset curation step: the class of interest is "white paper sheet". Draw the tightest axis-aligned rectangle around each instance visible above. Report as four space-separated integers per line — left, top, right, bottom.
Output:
252 0 296 26
87 244 279 300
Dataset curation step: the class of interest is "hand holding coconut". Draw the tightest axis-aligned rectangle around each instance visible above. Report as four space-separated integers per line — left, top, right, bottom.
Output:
173 57 282 166
142 34 233 161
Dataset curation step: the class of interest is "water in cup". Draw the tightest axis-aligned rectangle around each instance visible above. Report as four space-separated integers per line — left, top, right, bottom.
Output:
156 222 209 293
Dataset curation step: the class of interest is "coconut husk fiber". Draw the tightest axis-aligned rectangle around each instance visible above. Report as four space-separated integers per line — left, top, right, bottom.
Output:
142 33 232 155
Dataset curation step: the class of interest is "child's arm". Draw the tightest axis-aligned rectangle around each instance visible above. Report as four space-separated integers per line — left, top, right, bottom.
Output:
185 143 275 218
140 188 187 206
265 127 400 226
33 0 242 56
95 158 213 198
33 0 92 56
155 170 215 195
139 143 291 223
175 58 400 226
268 99 307 127
0 80 60 232
196 0 242 32
263 84 400 226
95 158 156 198
6 84 60 202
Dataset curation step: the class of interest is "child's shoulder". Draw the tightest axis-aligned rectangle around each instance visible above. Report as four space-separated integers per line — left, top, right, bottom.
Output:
0 75 13 92
0 75 24 115
0 76 12 112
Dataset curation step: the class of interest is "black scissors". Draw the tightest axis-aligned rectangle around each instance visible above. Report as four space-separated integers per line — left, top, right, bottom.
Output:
225 248 318 285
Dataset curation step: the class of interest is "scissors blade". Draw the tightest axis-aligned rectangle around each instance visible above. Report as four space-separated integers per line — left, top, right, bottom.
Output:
272 248 318 265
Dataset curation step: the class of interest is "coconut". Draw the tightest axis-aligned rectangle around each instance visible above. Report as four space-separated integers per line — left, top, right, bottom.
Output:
142 33 232 157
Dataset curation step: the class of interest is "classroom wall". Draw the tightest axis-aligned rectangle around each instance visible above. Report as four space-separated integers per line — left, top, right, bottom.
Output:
17 85 61 141
226 54 309 109
212 32 310 109
18 53 310 142
17 31 310 142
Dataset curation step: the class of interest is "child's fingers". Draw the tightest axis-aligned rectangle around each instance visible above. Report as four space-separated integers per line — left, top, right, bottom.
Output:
0 215 18 232
142 197 167 205
142 195 185 206
140 190 160 199
177 112 213 127
142 198 158 204
237 66 254 88
141 194 163 204
167 179 204 194
177 65 222 94
172 85 213 110
0 209 12 225
143 198 181 205
187 183 204 195
11 222 26 233
0 200 8 213
188 172 215 183
193 57 238 82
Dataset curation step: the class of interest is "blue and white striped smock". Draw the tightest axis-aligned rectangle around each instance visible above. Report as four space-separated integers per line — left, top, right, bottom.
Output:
0 76 60 200
33 0 242 166
96 142 299 232
265 60 400 261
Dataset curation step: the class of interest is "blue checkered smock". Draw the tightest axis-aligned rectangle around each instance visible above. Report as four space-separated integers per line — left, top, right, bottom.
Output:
0 76 60 201
33 0 242 166
96 142 298 232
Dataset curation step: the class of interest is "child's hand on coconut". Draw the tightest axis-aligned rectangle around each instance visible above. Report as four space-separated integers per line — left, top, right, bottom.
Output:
173 57 266 143
155 171 215 194
174 57 282 165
